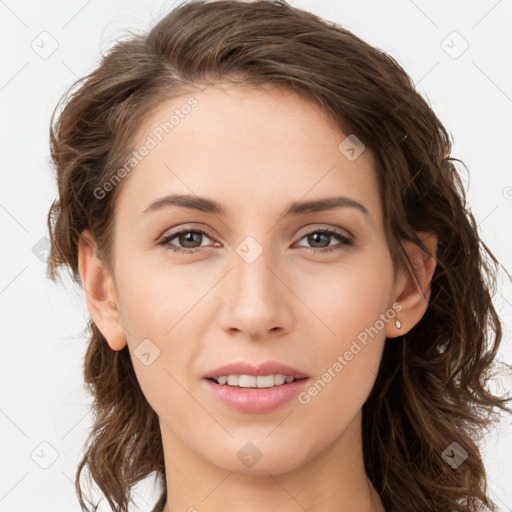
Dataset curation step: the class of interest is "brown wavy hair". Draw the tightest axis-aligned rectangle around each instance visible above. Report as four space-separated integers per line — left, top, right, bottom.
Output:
46 1 511 510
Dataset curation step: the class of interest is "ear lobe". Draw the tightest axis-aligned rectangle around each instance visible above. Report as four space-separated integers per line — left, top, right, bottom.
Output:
77 230 127 351
386 231 438 338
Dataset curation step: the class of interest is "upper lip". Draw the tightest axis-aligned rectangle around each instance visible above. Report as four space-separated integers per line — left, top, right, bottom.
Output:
203 361 309 380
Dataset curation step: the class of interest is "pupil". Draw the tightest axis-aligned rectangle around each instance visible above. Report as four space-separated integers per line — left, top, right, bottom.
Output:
181 231 200 247
310 233 329 248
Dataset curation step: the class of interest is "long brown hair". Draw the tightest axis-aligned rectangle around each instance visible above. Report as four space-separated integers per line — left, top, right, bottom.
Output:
46 1 511 510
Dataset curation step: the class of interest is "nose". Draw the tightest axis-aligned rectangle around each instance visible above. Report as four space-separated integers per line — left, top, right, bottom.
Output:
218 244 293 341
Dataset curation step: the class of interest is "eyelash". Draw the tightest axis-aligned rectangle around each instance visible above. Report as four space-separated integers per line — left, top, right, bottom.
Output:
157 227 354 255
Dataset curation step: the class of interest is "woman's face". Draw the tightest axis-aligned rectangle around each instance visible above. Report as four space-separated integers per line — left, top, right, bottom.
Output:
106 83 404 475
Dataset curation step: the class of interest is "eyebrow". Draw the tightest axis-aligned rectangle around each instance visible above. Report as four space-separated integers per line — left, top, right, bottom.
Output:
142 193 370 219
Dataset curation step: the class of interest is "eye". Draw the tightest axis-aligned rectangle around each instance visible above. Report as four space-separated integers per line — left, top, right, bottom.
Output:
295 228 354 254
157 226 354 255
158 228 216 254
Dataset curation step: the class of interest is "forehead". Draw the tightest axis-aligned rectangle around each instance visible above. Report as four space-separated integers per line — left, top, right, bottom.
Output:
115 83 381 221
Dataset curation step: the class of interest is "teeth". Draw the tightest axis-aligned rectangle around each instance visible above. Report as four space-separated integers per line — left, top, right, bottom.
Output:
214 374 296 387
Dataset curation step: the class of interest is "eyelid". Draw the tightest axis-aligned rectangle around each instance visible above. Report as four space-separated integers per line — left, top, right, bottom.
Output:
299 224 353 240
157 223 217 243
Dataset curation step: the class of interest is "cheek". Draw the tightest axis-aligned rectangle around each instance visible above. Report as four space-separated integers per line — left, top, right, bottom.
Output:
293 251 393 404
112 253 199 381
293 251 394 344
115 251 204 336
115 264 205 417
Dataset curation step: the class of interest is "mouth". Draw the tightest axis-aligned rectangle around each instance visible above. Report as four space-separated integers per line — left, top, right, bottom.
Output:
206 374 308 388
203 360 309 384
202 361 310 413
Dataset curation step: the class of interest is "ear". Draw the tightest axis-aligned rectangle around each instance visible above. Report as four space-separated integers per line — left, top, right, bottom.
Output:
385 231 438 338
77 229 127 351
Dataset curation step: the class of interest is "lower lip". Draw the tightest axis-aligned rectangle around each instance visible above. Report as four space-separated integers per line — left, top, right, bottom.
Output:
203 378 309 413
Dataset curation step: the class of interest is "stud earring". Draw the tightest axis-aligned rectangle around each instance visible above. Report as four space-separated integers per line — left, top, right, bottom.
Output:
395 318 402 329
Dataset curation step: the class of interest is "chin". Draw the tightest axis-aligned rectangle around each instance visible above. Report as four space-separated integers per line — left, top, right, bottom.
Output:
201 436 312 476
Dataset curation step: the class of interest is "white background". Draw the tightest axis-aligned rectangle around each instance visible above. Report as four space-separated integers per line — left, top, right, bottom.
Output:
1 0 511 510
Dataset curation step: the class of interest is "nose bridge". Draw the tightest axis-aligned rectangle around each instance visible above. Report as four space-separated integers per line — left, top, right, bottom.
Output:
232 235 280 307
219 233 292 337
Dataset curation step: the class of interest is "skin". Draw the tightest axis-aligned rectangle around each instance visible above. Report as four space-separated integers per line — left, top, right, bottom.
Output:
78 83 437 512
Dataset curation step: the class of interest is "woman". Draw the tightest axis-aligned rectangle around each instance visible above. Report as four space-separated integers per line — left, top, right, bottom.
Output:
46 1 511 511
